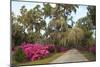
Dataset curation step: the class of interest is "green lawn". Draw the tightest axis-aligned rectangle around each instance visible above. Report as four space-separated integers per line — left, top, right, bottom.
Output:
18 52 64 65
80 51 96 61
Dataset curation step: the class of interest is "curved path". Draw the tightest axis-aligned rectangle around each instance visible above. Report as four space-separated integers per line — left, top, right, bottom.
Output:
50 49 88 63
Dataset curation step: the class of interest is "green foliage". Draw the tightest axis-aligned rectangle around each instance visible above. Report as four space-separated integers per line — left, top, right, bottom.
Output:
76 15 95 48
14 48 27 62
12 3 95 49
76 16 94 30
87 6 96 26
48 16 66 32
43 3 52 18
67 27 84 48
18 5 46 33
26 32 35 43
26 32 41 43
12 23 25 46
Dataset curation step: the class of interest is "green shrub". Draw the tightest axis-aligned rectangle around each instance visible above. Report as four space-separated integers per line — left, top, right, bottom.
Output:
14 48 27 63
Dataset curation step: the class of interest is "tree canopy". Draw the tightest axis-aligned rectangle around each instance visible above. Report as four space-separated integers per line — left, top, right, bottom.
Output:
12 3 96 48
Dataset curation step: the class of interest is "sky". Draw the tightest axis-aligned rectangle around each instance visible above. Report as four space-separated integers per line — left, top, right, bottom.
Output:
11 1 88 35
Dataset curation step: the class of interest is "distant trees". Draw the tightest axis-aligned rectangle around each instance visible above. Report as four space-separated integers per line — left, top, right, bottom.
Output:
75 6 96 48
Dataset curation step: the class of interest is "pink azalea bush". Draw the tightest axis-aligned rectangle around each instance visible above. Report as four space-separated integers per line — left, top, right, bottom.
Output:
43 44 56 53
77 44 96 55
89 45 96 54
13 42 69 62
55 46 69 52
20 43 51 61
77 47 89 51
59 47 69 52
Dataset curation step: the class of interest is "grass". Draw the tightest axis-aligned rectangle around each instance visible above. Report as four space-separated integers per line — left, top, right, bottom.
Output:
80 51 96 61
17 52 64 65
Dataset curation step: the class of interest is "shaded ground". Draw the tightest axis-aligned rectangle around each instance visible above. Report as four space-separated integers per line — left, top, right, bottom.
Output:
50 49 88 63
80 51 96 61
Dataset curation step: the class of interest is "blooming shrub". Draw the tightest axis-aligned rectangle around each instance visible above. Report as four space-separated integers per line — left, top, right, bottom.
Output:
13 43 69 62
89 45 96 54
19 43 52 61
77 47 89 51
77 44 96 55
55 46 68 52
43 44 56 53
59 47 69 52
